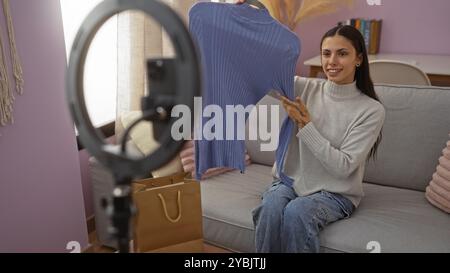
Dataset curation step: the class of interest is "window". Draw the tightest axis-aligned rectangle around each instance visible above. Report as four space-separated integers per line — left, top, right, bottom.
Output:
60 0 117 129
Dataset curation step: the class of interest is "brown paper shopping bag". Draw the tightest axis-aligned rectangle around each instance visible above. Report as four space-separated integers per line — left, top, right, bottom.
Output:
132 172 204 253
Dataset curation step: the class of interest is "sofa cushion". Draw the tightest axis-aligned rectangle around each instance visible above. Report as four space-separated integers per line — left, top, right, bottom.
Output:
321 183 450 252
364 84 450 191
201 164 273 252
201 164 450 253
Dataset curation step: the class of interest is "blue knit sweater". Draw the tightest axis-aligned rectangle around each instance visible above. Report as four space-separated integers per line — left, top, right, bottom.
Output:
189 2 300 184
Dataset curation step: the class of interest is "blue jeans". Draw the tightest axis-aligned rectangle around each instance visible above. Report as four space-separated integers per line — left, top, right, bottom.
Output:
252 180 355 253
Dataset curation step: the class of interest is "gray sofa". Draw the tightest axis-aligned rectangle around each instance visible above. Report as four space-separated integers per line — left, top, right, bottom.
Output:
90 81 450 253
201 81 450 253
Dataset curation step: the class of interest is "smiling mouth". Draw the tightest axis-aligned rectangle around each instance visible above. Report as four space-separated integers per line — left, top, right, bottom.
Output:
327 68 343 73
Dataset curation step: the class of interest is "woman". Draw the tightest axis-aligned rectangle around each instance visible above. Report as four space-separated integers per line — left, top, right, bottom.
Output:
252 24 386 253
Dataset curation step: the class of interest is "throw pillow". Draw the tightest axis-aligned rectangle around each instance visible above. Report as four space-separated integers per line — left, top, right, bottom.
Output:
425 136 450 213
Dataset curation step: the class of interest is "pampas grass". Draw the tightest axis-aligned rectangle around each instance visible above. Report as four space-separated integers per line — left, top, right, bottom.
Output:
262 0 354 30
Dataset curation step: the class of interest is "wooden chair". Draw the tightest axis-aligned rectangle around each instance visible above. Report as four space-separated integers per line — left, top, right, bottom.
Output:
369 59 431 86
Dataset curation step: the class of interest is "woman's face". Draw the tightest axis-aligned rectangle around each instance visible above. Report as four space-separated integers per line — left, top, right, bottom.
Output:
321 34 362 85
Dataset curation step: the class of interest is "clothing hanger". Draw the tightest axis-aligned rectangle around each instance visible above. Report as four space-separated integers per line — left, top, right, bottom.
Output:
246 0 267 10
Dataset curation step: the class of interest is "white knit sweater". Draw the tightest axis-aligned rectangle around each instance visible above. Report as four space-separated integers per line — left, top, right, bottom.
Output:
273 77 385 207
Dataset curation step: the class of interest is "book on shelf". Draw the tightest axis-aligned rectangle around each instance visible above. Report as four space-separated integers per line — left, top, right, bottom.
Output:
338 18 382 54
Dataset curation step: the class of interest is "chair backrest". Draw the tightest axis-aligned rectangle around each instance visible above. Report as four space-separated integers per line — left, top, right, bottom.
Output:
369 60 432 86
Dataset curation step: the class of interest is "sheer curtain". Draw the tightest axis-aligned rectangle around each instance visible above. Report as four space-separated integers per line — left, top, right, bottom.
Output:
115 0 196 138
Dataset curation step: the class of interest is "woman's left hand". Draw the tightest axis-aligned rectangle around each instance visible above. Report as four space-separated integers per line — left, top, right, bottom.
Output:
279 95 311 129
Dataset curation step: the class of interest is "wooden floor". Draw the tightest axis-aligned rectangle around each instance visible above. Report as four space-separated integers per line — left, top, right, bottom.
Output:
85 231 231 253
84 231 116 253
203 243 232 253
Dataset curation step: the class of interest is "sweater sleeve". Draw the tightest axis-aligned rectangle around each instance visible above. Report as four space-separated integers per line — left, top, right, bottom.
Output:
267 76 308 99
297 105 385 179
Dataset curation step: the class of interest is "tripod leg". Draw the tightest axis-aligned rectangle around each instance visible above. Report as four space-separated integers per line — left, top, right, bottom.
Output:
109 183 135 253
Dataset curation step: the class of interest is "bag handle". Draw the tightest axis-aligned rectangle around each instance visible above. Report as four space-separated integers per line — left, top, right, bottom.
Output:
157 191 182 223
134 172 192 191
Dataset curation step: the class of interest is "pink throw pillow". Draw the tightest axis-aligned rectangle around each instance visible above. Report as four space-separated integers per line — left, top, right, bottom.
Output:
432 173 450 192
443 142 450 160
179 140 251 180
426 186 450 213
425 135 450 213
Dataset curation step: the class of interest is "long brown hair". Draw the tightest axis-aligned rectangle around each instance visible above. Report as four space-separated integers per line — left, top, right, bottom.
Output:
320 25 382 161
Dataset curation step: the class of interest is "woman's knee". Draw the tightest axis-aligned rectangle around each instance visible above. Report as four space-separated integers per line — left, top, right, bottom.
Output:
253 195 286 227
260 193 288 215
283 198 316 228
254 182 297 224
263 182 295 202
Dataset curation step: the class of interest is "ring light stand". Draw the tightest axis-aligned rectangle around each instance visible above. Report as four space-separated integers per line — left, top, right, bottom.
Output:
66 0 201 253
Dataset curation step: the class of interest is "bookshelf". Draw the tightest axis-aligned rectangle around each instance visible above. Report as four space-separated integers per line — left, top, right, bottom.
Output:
338 19 382 55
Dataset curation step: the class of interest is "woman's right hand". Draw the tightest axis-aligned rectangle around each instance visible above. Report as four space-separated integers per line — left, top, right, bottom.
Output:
279 96 311 129
236 0 246 4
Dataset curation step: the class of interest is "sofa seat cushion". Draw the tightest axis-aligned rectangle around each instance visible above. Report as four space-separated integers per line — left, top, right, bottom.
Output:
321 183 450 253
201 164 273 252
201 164 450 253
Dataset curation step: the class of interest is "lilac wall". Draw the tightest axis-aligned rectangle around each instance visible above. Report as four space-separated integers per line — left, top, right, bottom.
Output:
0 0 88 252
294 0 450 76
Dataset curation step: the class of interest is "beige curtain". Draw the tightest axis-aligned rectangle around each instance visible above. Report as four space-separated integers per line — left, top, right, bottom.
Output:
115 0 196 138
